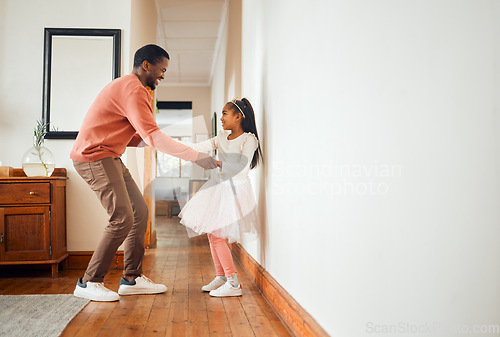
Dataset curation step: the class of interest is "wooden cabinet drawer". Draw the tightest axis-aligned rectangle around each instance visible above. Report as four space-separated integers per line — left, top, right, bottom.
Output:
0 183 50 204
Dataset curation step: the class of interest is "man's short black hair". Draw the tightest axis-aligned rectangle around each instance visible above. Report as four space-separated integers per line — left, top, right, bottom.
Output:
133 44 170 68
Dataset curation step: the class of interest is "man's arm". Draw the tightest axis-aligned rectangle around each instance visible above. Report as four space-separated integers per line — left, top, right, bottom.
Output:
144 130 218 169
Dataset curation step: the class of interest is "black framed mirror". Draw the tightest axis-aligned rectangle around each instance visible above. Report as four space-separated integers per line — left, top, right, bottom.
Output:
42 28 121 139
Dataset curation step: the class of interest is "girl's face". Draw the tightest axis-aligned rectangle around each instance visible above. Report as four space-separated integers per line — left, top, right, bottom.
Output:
220 103 242 130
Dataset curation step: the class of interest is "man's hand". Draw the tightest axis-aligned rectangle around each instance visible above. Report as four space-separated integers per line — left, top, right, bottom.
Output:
194 152 218 170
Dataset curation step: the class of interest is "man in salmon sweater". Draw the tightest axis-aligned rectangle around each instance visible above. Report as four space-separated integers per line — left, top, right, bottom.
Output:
70 44 217 301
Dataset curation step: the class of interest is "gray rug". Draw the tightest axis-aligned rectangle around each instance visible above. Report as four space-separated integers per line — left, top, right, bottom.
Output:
0 294 89 337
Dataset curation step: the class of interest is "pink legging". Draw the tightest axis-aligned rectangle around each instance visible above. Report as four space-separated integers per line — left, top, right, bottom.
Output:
208 234 236 277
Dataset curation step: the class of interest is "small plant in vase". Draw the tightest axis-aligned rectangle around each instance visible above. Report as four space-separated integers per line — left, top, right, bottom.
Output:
22 120 56 177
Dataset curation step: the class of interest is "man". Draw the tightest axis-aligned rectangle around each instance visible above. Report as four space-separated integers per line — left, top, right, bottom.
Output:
70 44 217 301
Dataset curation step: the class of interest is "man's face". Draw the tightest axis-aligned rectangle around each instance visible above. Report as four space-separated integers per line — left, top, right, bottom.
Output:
145 57 169 90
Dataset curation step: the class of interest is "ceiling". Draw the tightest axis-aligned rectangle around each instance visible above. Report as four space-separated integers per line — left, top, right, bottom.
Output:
155 0 228 87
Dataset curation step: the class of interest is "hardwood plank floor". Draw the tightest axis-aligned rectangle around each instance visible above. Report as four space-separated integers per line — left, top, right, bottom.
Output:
0 216 293 337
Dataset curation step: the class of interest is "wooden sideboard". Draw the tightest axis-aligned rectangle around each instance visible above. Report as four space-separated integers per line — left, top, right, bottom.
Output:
0 168 68 277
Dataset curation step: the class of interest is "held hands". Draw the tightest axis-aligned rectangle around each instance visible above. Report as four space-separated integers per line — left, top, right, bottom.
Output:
194 152 218 170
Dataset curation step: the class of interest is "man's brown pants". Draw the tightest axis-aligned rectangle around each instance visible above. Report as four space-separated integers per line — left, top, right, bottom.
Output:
73 157 148 283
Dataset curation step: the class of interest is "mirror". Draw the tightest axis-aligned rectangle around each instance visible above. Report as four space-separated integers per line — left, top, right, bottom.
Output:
42 28 121 139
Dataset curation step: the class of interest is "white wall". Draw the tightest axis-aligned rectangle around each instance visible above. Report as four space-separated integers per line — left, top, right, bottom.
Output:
0 0 133 251
211 0 500 336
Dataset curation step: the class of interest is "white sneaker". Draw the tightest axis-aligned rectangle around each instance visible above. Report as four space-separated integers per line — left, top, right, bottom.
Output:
73 278 120 302
118 275 167 295
209 281 243 297
202 276 227 292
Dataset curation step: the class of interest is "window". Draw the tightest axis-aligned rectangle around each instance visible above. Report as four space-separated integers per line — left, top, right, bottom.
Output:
157 136 193 177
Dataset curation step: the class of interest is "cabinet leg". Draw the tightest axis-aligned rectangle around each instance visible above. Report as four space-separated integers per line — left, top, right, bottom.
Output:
51 263 59 278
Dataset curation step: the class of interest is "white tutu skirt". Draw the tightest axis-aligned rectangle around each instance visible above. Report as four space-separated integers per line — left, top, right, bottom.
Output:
178 175 260 243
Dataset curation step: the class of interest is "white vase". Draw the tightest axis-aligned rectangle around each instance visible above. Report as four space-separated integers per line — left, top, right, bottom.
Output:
22 145 55 177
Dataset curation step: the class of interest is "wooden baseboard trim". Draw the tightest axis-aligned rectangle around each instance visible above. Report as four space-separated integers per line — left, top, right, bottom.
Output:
66 251 124 270
0 253 68 266
229 243 330 337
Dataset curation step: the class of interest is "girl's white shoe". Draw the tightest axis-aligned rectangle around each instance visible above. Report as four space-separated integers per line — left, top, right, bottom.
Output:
209 281 243 297
202 276 227 292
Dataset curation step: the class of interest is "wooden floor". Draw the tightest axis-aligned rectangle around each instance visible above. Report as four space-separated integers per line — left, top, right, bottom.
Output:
0 216 293 337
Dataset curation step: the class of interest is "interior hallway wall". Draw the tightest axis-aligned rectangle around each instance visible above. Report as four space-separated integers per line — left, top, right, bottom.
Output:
0 0 160 252
210 0 500 336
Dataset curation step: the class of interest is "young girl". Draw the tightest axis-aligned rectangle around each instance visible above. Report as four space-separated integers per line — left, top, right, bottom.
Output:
178 97 262 297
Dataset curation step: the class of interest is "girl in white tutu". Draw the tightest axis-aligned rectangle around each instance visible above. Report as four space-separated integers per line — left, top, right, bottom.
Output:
178 98 262 297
